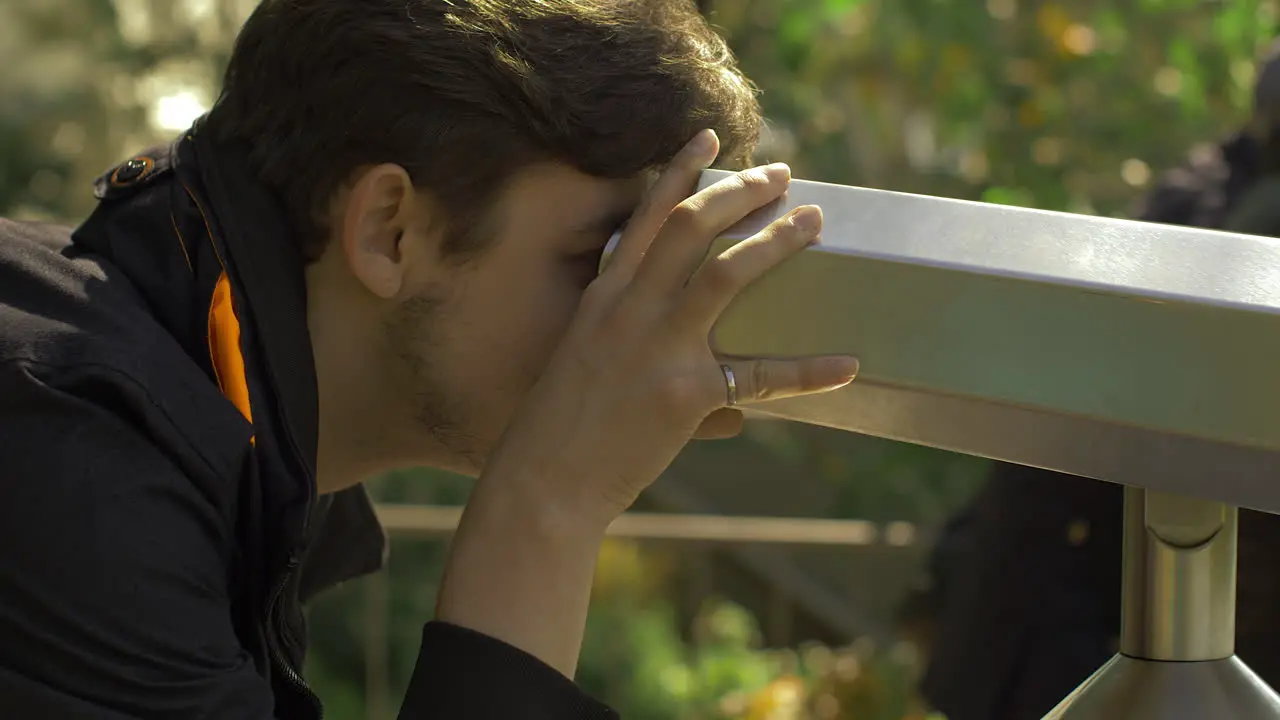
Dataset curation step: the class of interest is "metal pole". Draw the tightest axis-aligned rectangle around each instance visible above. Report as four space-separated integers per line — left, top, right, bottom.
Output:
1044 487 1280 719
1120 488 1235 661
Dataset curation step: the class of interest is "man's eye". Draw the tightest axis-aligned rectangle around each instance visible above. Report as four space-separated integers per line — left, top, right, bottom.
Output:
566 248 606 282
579 247 606 268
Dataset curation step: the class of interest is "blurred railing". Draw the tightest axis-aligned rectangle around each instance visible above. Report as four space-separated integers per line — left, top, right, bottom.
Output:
360 503 921 719
374 504 920 546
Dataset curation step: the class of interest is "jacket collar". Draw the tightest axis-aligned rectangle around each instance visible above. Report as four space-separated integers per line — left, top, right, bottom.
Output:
184 122 320 473
178 121 386 594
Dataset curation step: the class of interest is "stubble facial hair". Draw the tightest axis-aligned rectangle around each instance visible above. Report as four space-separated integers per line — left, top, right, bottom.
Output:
383 291 485 473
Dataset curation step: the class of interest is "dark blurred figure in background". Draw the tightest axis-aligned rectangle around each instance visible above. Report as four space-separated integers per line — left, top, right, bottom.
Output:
914 40 1280 720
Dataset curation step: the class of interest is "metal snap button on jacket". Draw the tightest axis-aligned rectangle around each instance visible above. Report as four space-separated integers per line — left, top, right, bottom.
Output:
110 157 153 186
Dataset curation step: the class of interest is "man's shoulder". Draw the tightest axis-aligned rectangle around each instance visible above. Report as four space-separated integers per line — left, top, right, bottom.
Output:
0 216 171 374
0 216 252 482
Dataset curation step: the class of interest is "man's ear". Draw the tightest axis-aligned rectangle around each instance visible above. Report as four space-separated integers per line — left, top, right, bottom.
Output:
337 164 426 300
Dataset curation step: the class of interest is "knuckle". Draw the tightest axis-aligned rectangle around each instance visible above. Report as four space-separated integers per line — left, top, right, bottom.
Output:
655 372 705 413
666 201 706 236
699 259 741 294
736 168 775 194
739 165 788 196
770 214 805 239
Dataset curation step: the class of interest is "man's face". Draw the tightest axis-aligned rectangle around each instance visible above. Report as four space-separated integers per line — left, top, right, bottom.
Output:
308 162 646 485
395 164 647 472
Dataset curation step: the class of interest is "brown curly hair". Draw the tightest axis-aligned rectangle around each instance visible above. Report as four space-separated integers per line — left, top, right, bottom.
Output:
207 0 762 262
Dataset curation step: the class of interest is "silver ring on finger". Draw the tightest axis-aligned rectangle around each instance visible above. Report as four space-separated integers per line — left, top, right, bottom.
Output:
720 364 738 407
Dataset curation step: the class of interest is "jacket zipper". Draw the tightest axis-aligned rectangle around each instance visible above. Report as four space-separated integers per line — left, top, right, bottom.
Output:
191 148 327 718
267 559 323 719
267 376 322 718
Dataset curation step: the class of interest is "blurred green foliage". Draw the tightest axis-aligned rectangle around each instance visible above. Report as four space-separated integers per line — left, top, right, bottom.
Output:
2 0 1276 718
714 0 1274 218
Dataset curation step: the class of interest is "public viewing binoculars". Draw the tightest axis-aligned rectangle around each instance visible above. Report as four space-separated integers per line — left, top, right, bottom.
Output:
702 170 1280 719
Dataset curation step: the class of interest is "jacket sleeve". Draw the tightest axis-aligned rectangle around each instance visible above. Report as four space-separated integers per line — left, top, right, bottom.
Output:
0 360 617 719
403 621 619 719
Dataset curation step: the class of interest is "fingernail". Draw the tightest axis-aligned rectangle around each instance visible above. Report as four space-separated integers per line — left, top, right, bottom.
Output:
790 205 822 233
764 162 792 183
691 129 718 158
829 356 860 384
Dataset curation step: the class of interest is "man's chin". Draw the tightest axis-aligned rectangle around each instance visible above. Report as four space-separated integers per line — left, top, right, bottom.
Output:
417 438 489 479
401 408 489 477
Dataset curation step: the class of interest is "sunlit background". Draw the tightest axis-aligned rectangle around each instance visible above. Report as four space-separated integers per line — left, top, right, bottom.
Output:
3 0 1276 718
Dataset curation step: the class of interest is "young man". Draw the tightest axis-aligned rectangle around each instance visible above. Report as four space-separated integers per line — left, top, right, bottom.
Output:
0 1 858 717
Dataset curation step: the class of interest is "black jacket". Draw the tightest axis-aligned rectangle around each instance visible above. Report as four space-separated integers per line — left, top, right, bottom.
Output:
0 124 617 719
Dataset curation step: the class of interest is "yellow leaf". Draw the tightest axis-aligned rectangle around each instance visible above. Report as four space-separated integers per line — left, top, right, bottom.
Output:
1017 100 1045 128
1035 4 1071 41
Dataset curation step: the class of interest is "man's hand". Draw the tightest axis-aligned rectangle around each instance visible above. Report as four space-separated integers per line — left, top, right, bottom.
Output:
486 128 860 522
435 129 859 679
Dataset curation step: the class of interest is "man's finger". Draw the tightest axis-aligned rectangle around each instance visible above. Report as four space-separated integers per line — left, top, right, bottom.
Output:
682 205 822 326
691 407 744 440
713 356 860 407
634 163 791 295
605 129 720 276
